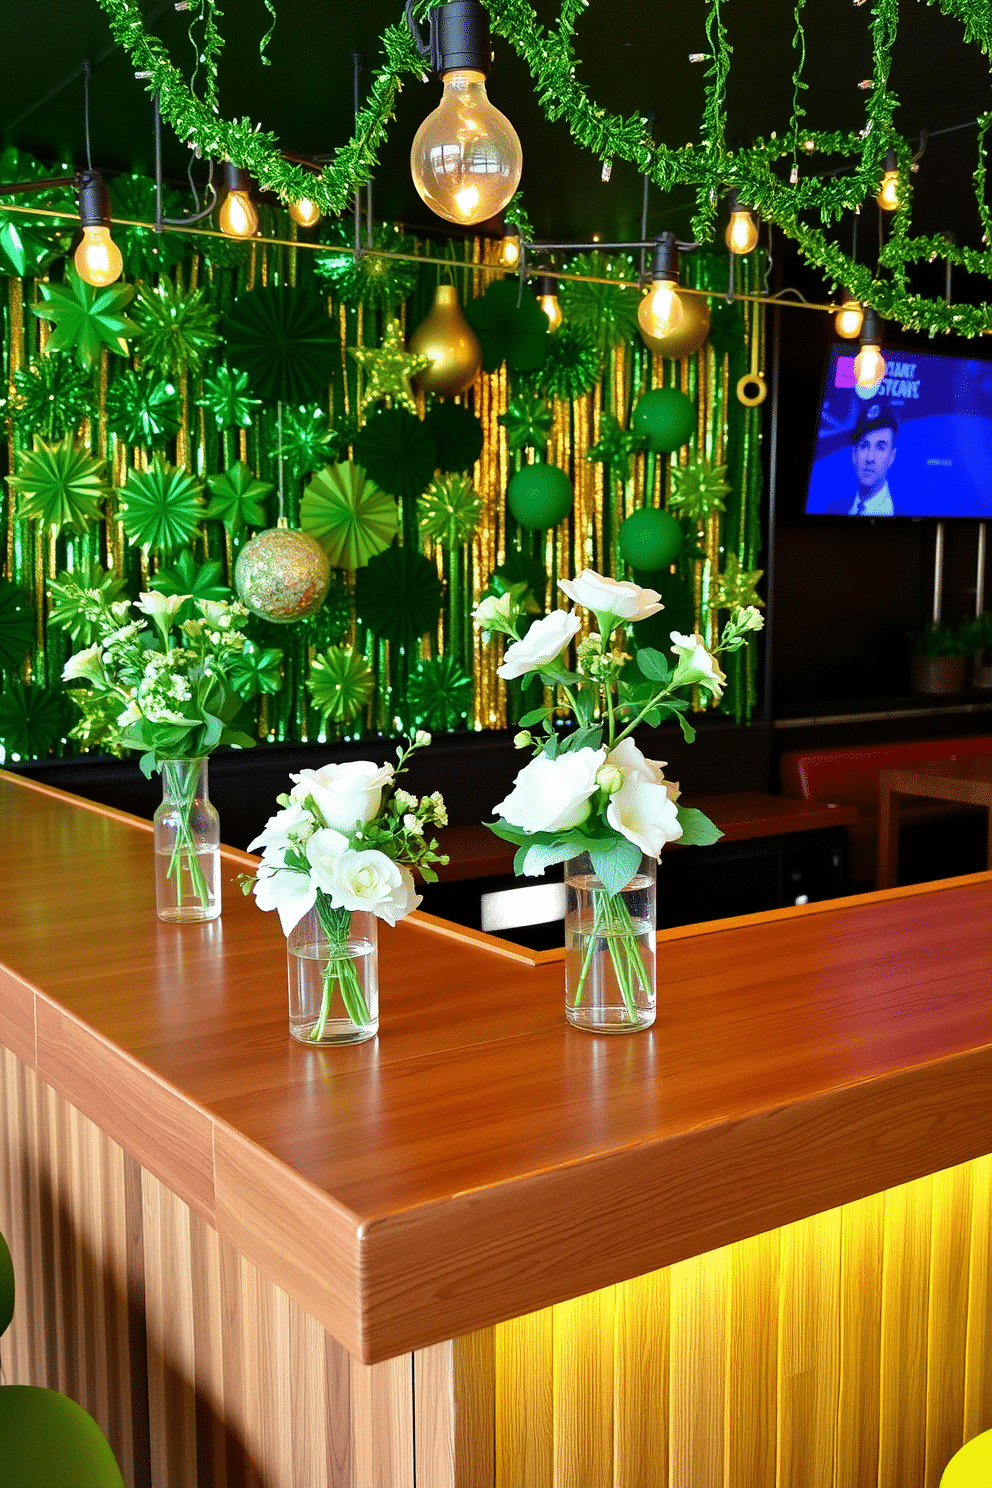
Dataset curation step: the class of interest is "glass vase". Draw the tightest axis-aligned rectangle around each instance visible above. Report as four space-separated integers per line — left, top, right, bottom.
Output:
153 758 221 923
564 851 656 1033
287 900 378 1045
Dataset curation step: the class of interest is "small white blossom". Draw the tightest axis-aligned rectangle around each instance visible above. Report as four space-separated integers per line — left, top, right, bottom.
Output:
415 729 432 747
394 788 418 810
61 643 105 684
403 813 424 836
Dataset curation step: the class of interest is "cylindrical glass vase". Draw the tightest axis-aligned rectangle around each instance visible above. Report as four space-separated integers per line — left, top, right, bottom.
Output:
153 758 221 923
287 901 378 1045
564 851 656 1033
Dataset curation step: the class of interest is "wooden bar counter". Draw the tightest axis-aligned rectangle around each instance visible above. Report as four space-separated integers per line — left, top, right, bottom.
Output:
1 769 990 1488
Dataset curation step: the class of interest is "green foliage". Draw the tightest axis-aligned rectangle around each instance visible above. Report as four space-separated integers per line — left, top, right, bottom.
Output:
907 620 971 658
8 439 110 536
205 461 273 531
7 355 96 443
131 278 221 377
48 563 128 646
119 456 204 555
33 267 139 371
149 550 230 623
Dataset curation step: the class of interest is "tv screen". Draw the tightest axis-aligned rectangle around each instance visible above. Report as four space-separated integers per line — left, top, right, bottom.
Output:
804 345 992 518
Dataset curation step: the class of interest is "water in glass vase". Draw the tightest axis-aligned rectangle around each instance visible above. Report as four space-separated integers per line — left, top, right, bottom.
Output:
154 843 221 923
287 907 379 1045
153 758 221 923
564 854 657 1033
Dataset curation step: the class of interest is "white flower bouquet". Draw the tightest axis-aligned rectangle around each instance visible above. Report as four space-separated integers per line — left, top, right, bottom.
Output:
475 569 763 1024
245 733 449 1041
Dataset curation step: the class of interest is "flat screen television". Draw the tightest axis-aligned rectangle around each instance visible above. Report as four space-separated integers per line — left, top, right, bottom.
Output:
804 344 992 518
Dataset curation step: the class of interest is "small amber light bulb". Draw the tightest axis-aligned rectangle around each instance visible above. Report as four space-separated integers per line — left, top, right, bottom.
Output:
289 197 321 228
536 275 562 331
218 164 258 238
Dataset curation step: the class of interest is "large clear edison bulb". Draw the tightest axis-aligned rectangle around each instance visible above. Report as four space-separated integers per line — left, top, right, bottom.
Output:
74 226 123 287
638 279 685 339
725 209 759 255
854 344 886 388
219 189 258 239
411 69 523 226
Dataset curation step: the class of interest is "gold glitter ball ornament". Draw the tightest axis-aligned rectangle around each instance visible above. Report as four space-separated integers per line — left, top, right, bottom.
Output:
234 526 331 623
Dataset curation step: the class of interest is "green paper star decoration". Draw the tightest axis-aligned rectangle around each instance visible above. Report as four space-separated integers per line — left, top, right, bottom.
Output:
105 368 182 447
668 457 730 527
197 366 261 432
586 413 645 486
499 393 554 453
711 553 764 611
230 639 284 700
267 405 337 481
150 550 230 623
32 266 139 372
205 462 274 532
8 439 111 536
349 320 431 417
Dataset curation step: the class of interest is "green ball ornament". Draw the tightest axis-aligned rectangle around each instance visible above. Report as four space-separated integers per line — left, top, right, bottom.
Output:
234 526 331 623
507 464 573 530
619 508 684 571
632 387 696 453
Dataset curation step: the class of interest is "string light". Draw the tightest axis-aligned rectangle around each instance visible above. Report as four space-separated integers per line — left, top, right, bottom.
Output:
497 224 520 267
536 274 563 331
74 172 124 286
638 233 685 339
408 0 522 226
218 163 258 238
834 292 864 339
876 148 900 211
853 307 886 388
289 197 321 228
724 189 760 255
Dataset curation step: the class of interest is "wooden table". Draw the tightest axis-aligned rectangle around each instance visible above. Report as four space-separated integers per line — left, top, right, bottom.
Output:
877 754 992 888
1 770 990 1488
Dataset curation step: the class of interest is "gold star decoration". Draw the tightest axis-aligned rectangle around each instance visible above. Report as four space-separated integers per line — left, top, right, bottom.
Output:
711 552 764 611
349 320 431 417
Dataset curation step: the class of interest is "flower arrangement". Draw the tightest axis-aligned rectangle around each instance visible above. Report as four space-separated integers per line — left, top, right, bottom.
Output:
245 732 448 1042
474 569 763 1027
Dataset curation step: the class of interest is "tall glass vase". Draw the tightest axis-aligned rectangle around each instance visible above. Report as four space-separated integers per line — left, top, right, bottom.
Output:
287 900 378 1045
564 851 656 1033
153 758 221 923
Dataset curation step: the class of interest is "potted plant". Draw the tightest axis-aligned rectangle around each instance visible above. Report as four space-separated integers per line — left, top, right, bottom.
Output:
960 612 992 689
907 620 968 695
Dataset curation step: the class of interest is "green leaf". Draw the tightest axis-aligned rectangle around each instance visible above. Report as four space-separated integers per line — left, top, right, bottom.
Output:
517 706 551 727
589 836 642 897
675 713 696 743
635 648 669 682
675 806 723 847
516 839 576 877
32 266 139 371
205 461 273 532
486 818 532 846
557 725 603 755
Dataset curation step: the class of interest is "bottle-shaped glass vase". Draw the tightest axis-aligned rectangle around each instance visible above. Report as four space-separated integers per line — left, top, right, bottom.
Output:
153 758 221 923
564 851 656 1033
287 902 379 1045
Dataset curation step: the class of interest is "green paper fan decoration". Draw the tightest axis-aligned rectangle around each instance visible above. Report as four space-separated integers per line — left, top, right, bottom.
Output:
47 562 127 646
267 405 336 481
105 368 181 447
419 474 482 551
223 287 338 405
132 278 221 378
110 175 186 278
307 645 375 725
8 438 110 536
0 679 67 760
425 401 484 473
407 655 473 733
499 393 553 453
0 580 34 674
313 220 419 310
0 147 74 277
8 354 96 443
464 279 548 373
355 546 442 647
205 461 273 531
230 639 284 700
559 251 640 351
353 407 437 500
150 550 230 623
538 324 602 401
33 266 139 372
667 457 730 526
119 455 204 556
197 366 261 432
300 461 398 569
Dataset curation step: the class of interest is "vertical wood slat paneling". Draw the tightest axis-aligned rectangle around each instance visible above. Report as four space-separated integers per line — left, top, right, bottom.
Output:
777 1207 842 1488
494 1306 553 1488
726 1227 779 1488
613 1268 669 1488
925 1163 974 1488
879 1175 934 1488
554 1287 615 1488
669 1245 728 1488
964 1153 992 1443
836 1188 885 1488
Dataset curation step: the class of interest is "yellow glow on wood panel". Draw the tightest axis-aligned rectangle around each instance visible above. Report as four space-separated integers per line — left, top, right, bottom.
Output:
495 1307 553 1488
553 1287 614 1488
836 1188 884 1488
964 1155 992 1441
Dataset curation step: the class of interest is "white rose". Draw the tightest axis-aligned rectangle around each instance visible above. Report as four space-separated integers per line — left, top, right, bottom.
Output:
289 760 393 833
252 857 318 936
558 569 663 623
669 631 727 698
196 599 233 626
736 605 764 633
304 828 351 892
414 730 432 747
247 799 317 855
61 643 106 684
321 850 421 925
607 737 680 802
473 592 515 629
495 746 606 834
497 608 581 680
607 774 683 858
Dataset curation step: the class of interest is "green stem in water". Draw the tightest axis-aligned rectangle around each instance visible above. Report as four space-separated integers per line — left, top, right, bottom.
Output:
311 894 372 1038
162 758 210 909
571 883 650 1023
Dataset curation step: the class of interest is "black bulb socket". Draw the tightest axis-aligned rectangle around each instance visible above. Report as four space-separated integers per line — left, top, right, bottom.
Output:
725 188 753 215
883 148 898 173
77 171 111 230
536 274 558 298
221 162 253 197
430 0 492 78
859 307 883 347
650 232 680 284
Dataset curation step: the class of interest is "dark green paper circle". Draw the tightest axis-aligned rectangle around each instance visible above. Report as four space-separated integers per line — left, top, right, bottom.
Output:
354 545 442 646
426 402 484 473
223 287 338 406
353 408 438 500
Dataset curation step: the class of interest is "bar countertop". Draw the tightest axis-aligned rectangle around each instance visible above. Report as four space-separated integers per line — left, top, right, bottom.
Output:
1 769 990 1363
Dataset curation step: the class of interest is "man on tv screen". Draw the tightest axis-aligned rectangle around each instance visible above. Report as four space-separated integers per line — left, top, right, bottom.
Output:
847 405 898 516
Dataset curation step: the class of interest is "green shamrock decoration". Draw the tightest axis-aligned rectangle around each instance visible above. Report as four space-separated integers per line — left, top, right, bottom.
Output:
205 462 274 531
197 366 261 432
667 456 730 526
307 646 375 724
0 678 67 759
407 655 473 733
149 550 230 623
0 580 34 674
8 439 111 536
586 412 645 487
499 393 554 452
105 368 182 447
230 640 285 700
47 562 127 645
109 175 186 279
131 278 221 378
559 252 641 351
32 266 140 372
267 405 336 481
538 324 602 401
464 279 548 373
7 354 96 443
419 474 483 551
119 456 204 556
355 546 442 647
300 461 399 569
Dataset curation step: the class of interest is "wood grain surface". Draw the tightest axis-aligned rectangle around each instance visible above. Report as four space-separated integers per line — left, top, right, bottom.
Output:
1 769 990 1363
